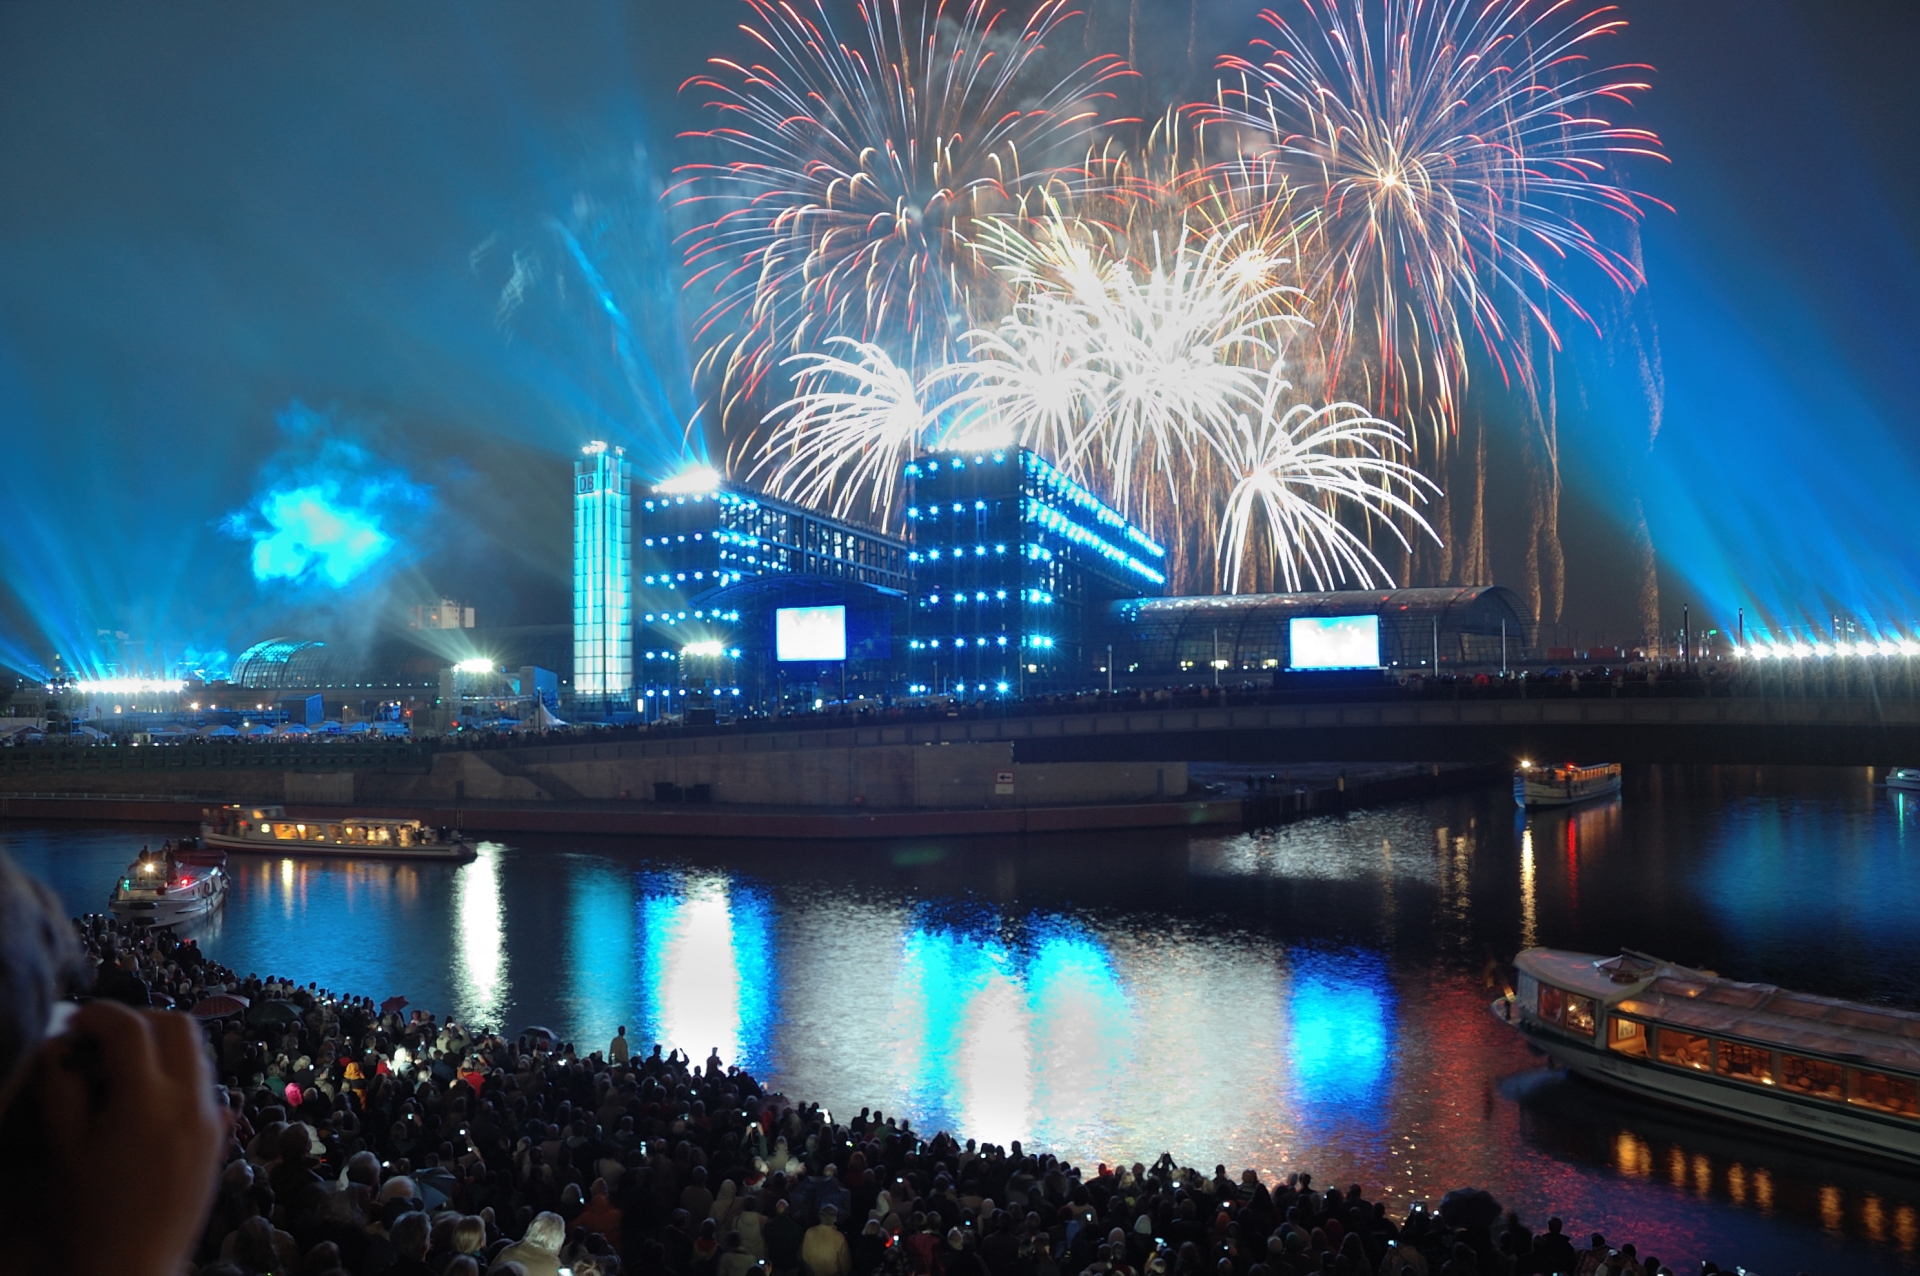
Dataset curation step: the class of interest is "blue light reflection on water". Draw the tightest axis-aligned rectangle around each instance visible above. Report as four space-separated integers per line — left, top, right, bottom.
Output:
1695 780 1920 991
1283 949 1393 1143
15 772 1920 1273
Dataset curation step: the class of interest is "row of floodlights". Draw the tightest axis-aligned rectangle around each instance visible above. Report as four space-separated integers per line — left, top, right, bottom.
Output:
68 679 187 694
1738 640 1920 659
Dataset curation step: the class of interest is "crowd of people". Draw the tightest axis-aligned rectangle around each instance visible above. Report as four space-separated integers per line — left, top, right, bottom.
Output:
0 876 1789 1276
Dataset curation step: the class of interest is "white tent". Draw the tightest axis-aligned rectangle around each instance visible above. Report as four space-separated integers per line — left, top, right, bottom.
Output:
516 701 568 731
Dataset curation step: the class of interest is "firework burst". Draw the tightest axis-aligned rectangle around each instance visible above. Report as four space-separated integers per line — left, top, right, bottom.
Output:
672 0 1129 438
952 197 1308 519
1205 0 1665 448
1214 371 1440 592
752 338 932 520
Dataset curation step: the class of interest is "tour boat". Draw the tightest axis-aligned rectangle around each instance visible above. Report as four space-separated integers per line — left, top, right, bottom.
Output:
1886 768 1920 792
200 805 476 863
1495 948 1920 1163
109 843 229 925
1512 761 1622 808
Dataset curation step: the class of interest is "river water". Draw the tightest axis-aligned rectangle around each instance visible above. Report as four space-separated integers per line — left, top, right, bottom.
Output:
8 765 1920 1273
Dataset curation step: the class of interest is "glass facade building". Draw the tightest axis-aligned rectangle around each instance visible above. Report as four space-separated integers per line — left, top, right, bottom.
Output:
904 448 1165 694
634 478 911 707
573 443 632 707
1100 587 1532 678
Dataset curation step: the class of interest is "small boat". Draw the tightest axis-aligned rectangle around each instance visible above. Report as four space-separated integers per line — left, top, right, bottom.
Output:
1513 760 1622 808
1496 947 1920 1163
109 842 229 926
200 804 476 863
1886 768 1920 792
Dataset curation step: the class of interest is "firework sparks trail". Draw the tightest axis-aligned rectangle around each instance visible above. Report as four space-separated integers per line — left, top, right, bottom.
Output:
1214 370 1440 592
672 0 1130 438
948 200 1309 516
1205 0 1665 450
753 338 933 520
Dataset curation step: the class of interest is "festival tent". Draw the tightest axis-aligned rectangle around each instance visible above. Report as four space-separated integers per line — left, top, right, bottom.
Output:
517 701 568 731
344 721 373 735
202 725 241 738
280 723 310 737
244 724 275 738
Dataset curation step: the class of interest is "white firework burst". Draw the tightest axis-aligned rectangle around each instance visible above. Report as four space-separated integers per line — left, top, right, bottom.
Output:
1214 369 1440 593
752 339 932 521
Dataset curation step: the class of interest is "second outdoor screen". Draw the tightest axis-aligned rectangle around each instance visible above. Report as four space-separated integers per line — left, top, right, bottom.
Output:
775 605 847 662
1288 615 1381 669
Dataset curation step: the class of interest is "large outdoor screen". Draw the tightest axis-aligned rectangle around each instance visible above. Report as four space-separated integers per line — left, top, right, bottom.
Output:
1288 615 1382 670
776 605 848 662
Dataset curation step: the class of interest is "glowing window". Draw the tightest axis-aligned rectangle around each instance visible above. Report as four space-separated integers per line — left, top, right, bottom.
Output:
1608 1017 1648 1058
1537 984 1565 1025
1716 1040 1774 1085
1782 1054 1845 1100
1656 1030 1712 1072
1848 1068 1920 1117
1564 994 1596 1036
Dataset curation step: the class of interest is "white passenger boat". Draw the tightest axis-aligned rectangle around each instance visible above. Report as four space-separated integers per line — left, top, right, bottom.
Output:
1886 768 1920 792
1513 761 1622 808
109 843 229 925
200 805 476 862
1496 948 1920 1163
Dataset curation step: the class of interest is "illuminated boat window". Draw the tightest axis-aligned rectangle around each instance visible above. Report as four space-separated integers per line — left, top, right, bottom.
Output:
1715 1040 1775 1085
1848 1068 1920 1117
1608 1017 1649 1058
1538 984 1564 1025
1782 1053 1845 1100
1656 1030 1712 1072
1565 994 1596 1035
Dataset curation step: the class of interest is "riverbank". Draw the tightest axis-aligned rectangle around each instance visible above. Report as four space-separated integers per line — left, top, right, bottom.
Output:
0 761 1503 839
72 908 1759 1276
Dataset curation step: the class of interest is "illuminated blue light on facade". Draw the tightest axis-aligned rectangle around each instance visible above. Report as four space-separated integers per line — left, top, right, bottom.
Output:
573 442 632 705
1024 499 1166 587
905 447 1160 692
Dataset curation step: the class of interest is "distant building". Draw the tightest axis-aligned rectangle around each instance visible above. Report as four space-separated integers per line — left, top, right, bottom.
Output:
633 469 910 709
903 447 1166 693
573 442 633 710
409 598 475 630
1099 587 1532 678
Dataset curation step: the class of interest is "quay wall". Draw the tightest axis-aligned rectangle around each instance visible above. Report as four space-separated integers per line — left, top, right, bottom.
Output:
0 743 1187 811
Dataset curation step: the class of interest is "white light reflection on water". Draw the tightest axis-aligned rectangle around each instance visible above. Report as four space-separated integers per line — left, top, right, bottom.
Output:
1520 826 1537 948
636 872 774 1071
1025 931 1131 1152
957 965 1031 1147
451 842 507 1027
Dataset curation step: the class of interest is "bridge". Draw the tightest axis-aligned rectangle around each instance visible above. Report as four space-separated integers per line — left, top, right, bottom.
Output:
445 682 1920 770
978 693 1920 768
6 684 1918 796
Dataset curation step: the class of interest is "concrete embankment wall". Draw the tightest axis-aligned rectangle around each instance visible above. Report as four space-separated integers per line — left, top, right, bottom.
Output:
0 743 1186 811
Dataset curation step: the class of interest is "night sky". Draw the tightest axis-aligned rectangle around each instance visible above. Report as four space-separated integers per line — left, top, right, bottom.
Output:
0 0 1914 675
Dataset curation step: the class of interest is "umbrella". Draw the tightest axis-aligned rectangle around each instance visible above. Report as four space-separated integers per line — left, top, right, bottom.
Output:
413 1165 456 1210
189 993 250 1020
1436 1187 1503 1230
380 995 409 1016
520 1025 559 1044
246 999 303 1027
